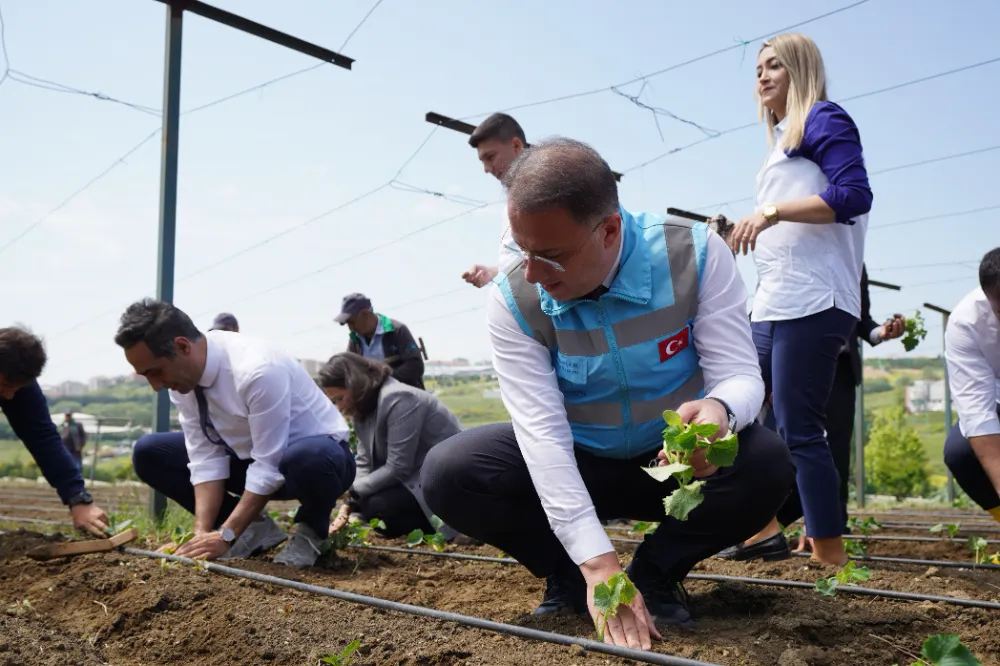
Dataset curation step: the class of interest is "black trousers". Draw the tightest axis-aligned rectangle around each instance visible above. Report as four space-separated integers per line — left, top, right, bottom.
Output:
353 484 433 538
775 352 855 533
421 422 794 583
944 406 1000 512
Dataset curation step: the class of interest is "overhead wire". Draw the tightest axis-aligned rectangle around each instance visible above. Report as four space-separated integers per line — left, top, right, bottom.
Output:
462 0 873 119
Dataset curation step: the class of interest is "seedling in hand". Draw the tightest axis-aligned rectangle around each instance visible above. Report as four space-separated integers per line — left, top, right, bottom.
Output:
643 409 739 520
815 561 871 597
592 572 637 642
901 310 928 352
103 514 134 537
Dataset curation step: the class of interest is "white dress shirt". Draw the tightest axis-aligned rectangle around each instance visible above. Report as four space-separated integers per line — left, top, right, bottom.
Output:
170 331 350 495
751 117 867 322
488 231 764 565
945 288 1000 439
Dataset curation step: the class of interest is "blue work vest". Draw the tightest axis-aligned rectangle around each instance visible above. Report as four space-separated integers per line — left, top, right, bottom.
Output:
496 209 708 460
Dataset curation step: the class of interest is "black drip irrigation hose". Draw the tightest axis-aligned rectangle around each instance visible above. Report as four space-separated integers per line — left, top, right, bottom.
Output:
610 534 1000 546
788 550 1000 571
352 545 1000 610
122 548 719 666
853 511 994 521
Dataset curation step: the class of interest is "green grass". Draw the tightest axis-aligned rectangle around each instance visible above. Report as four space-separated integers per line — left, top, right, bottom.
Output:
430 379 510 428
0 439 28 465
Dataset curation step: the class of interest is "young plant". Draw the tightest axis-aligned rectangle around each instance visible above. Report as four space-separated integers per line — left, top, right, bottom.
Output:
929 522 961 540
103 513 134 536
643 410 739 521
318 639 361 666
406 516 448 552
843 538 868 557
905 634 982 666
815 561 872 597
967 536 988 565
783 524 803 542
327 518 386 551
628 521 658 536
592 572 637 642
847 516 881 537
901 310 928 352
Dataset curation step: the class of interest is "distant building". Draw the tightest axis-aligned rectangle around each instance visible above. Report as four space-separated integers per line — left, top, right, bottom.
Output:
905 379 953 413
88 376 113 392
50 380 87 398
298 358 323 379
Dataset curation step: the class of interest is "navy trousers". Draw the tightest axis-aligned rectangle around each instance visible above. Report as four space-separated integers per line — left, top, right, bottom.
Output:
944 406 1000 512
752 306 857 539
132 431 355 536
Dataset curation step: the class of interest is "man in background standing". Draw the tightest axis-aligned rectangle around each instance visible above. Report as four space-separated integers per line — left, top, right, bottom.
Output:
336 293 425 390
60 410 87 471
462 112 527 289
209 312 239 333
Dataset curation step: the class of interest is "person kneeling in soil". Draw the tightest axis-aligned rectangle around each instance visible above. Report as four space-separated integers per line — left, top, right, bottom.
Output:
0 327 110 537
116 299 356 567
420 138 795 651
943 247 1000 525
320 353 463 539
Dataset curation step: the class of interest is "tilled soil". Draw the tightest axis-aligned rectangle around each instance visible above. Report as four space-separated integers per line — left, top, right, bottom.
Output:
1 529 998 666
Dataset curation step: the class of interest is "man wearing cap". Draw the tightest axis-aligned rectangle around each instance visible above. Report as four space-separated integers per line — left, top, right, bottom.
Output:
210 312 239 333
462 112 528 290
336 294 425 390
421 138 793 651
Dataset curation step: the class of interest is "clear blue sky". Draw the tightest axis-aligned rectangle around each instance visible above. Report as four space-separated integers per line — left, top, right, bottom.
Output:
1 0 997 384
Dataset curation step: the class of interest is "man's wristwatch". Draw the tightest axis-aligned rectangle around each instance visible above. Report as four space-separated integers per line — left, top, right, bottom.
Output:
707 397 738 434
218 527 237 546
762 204 779 226
66 490 93 508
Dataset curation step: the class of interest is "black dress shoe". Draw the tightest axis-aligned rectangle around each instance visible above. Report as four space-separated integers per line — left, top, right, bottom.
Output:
715 532 790 562
625 554 695 629
533 567 588 615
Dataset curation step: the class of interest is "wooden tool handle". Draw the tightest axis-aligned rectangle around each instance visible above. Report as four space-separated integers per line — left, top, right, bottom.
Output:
25 527 139 561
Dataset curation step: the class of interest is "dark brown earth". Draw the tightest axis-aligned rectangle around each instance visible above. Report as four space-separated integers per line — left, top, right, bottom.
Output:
1 526 998 666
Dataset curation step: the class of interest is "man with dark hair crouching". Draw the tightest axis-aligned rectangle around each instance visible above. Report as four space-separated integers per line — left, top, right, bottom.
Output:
116 299 355 567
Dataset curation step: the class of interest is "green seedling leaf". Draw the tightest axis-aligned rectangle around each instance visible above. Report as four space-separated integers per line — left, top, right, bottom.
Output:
406 529 425 548
901 310 928 352
629 521 657 535
662 410 683 428
592 572 637 642
705 432 739 467
642 462 691 482
815 577 838 596
663 481 705 521
921 633 982 666
429 515 444 530
319 638 361 665
369 519 387 531
424 532 447 553
688 422 720 439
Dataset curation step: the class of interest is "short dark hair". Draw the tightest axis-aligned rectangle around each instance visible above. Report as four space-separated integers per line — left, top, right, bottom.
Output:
468 113 527 149
114 298 202 358
501 136 619 226
317 352 391 419
0 327 47 384
980 247 1000 296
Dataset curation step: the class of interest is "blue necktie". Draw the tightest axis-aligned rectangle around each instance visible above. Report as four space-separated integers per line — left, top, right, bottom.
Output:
194 386 228 447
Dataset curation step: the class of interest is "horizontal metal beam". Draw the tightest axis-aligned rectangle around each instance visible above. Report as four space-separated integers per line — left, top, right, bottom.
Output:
152 0 353 70
924 301 952 316
869 278 902 290
427 111 624 182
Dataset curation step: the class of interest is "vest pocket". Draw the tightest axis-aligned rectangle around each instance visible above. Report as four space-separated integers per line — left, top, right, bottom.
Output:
555 352 588 394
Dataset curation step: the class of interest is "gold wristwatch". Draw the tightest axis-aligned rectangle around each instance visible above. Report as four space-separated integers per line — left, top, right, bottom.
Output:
762 204 779 226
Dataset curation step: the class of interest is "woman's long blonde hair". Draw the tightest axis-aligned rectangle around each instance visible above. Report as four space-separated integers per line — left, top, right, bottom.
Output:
758 33 828 151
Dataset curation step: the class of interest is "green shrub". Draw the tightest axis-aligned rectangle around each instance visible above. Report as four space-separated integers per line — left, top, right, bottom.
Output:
866 406 930 500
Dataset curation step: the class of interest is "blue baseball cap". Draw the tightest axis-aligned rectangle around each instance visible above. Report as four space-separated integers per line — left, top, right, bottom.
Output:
335 293 372 324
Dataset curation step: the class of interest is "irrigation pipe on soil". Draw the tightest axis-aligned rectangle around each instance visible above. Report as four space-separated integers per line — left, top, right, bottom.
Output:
787 551 1000 571
610 534 1000 546
350 545 1000 607
122 548 718 666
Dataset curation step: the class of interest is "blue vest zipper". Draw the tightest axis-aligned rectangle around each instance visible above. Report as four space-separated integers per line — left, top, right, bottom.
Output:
596 296 633 458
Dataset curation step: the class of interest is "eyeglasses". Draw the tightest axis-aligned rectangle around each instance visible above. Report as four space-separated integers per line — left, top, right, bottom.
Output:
501 216 608 273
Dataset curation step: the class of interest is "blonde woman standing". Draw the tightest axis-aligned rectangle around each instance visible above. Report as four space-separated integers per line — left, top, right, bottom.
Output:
723 33 871 566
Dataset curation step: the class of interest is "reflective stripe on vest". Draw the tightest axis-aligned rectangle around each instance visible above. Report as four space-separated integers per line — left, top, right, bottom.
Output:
498 213 708 460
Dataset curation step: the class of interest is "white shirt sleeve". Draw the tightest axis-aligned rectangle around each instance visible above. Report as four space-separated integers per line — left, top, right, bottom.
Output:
487 288 614 566
693 232 765 430
240 366 293 495
173 391 231 486
946 317 1000 438
868 328 883 346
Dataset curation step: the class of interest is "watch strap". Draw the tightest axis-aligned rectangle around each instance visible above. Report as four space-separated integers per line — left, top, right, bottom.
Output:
66 490 93 507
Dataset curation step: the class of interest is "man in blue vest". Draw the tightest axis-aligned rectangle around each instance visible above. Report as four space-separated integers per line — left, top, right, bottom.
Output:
421 138 794 651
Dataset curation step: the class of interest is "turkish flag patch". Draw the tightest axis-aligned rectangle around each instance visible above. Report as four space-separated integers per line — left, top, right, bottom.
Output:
658 327 690 362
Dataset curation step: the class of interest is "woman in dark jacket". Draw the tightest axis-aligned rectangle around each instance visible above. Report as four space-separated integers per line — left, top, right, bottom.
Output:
319 352 462 537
